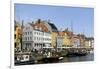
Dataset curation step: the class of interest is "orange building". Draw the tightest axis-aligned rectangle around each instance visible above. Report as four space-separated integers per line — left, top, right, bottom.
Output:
14 21 23 51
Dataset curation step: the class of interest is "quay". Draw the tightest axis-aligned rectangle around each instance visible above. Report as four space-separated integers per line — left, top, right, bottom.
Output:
15 47 94 65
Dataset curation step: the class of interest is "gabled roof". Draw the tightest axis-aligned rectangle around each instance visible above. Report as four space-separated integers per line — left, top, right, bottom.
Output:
85 37 94 40
48 23 58 32
28 19 50 33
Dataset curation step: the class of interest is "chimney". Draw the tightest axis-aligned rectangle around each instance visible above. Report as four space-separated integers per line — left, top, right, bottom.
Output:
38 19 41 23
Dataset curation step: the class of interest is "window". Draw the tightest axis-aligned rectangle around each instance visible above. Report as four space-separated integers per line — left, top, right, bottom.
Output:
26 32 27 35
26 37 28 40
39 37 40 41
34 32 36 34
34 37 36 40
27 37 29 40
30 32 32 35
41 38 42 41
28 37 30 40
39 38 40 40
28 32 30 35
27 37 28 41
26 56 28 59
26 37 27 41
30 37 32 40
14 34 16 39
40 33 42 35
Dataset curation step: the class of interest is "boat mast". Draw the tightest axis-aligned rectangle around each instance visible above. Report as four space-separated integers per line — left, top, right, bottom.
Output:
21 20 24 51
71 20 73 47
82 24 85 48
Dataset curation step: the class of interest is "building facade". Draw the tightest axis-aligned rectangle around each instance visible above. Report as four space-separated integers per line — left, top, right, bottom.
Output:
77 34 86 47
14 21 23 51
43 21 58 48
56 29 73 49
72 34 80 48
85 37 94 48
22 23 34 51
57 35 63 48
22 19 52 51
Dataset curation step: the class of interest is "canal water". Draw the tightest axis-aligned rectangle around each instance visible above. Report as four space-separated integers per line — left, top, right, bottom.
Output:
15 53 94 66
59 53 94 63
37 53 94 64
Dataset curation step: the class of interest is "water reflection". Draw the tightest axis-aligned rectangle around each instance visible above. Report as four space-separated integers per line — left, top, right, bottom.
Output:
37 53 94 64
59 53 94 62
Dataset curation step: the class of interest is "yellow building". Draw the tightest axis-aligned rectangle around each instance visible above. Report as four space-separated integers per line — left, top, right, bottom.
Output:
85 40 89 48
51 28 73 48
14 21 22 51
62 32 72 47
57 29 73 48
51 32 58 47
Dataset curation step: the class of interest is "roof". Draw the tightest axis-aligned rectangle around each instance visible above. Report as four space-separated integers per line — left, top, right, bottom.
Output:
29 19 50 33
29 19 58 32
58 31 72 37
34 22 49 32
85 37 94 41
48 23 58 32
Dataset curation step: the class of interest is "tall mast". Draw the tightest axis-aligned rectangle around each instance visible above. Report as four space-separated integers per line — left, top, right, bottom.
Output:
70 20 73 47
83 24 85 47
71 20 73 33
21 20 24 51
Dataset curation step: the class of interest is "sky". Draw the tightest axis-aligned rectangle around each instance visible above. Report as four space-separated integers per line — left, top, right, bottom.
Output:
14 3 94 37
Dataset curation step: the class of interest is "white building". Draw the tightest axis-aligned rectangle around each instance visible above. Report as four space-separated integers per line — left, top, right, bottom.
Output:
33 29 51 49
22 23 34 51
57 36 63 48
85 37 94 48
22 21 52 51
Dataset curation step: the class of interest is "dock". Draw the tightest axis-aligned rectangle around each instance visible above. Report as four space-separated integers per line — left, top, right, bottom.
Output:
15 47 94 65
